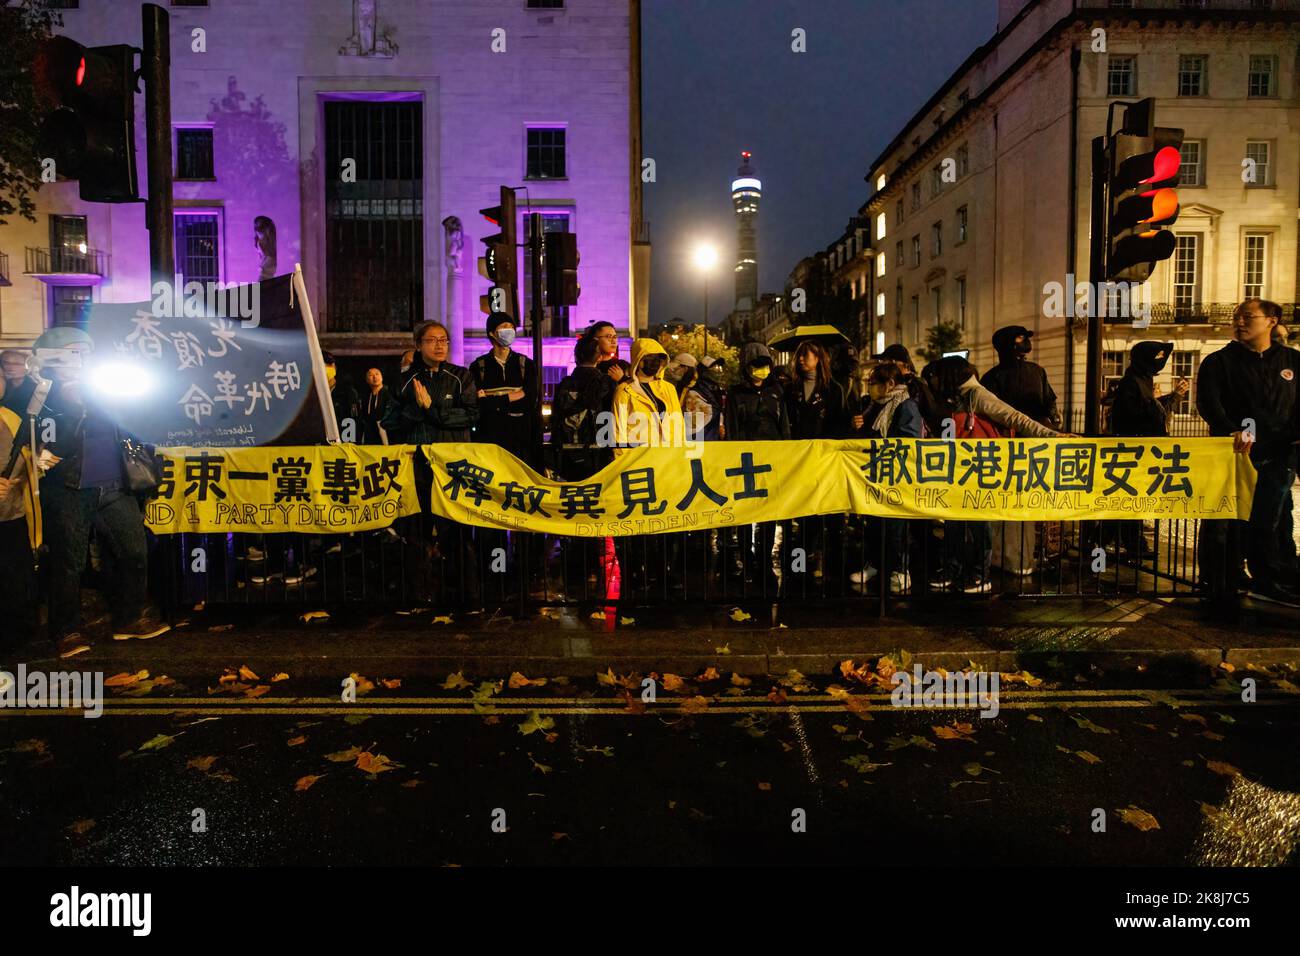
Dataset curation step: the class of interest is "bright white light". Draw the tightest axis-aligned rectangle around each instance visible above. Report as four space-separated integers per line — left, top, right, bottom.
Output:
77 241 88 254
875 330 886 354
876 173 887 191
86 360 158 400
693 243 719 272
731 177 762 192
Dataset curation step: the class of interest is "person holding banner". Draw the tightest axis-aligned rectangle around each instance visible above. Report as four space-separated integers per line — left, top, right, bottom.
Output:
786 341 849 586
382 320 481 605
470 312 541 469
28 327 170 657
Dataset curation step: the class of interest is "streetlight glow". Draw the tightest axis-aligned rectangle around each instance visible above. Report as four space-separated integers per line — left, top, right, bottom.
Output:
692 243 718 272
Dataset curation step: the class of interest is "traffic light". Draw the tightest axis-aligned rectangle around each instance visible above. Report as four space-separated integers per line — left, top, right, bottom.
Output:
1104 99 1183 283
544 231 580 307
32 36 139 203
478 186 517 290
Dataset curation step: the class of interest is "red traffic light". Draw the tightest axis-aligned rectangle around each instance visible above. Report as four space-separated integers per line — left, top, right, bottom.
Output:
75 56 85 86
1141 146 1180 185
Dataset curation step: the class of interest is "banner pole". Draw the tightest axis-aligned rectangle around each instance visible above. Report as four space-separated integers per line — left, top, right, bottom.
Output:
293 263 340 443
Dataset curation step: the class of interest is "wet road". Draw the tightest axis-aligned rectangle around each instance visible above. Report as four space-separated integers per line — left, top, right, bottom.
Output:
2 665 1298 866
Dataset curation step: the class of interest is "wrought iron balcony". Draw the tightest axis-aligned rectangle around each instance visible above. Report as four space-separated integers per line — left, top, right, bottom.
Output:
1079 0 1300 12
1102 302 1300 325
24 246 107 279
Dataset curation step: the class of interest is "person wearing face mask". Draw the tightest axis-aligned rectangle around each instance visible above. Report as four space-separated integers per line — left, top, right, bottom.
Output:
850 363 922 593
980 326 1060 431
470 312 541 470
611 338 683 454
727 343 789 441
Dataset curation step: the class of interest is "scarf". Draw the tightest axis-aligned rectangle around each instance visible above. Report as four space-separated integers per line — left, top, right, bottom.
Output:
872 384 911 438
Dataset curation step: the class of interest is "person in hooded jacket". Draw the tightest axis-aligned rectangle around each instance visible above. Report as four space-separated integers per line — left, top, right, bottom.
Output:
1106 341 1188 561
980 325 1060 431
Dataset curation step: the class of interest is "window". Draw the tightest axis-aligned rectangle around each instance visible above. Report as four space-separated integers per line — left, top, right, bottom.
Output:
895 284 902 317
46 0 78 7
911 235 921 267
957 88 970 107
910 181 921 212
875 212 886 241
876 252 886 278
931 221 942 258
1245 141 1271 187
175 213 220 285
542 365 566 403
1108 0 1132 7
526 127 566 179
51 286 92 328
1108 56 1136 97
1243 234 1268 299
911 295 920 341
1172 234 1200 314
930 164 944 198
895 199 904 225
324 99 425 332
1178 0 1207 8
895 240 904 267
175 128 214 179
956 276 967 329
1102 350 1125 393
931 286 942 324
171 1 210 6
1248 56 1277 98
49 214 88 272
1171 352 1196 415
524 213 572 334
1179 140 1205 186
956 143 969 178
1178 55 1207 97
528 0 565 7
933 111 945 130
876 292 886 318
957 205 968 243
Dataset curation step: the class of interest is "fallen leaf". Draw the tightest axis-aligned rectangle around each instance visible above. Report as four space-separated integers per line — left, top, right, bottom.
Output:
299 610 330 623
729 607 752 622
325 746 363 763
680 695 710 714
757 782 771 791
1199 730 1225 742
698 666 720 682
552 832 571 841
730 673 751 687
67 819 96 836
619 616 636 626
271 672 289 683
596 667 619 687
887 735 936 752
355 751 401 776
589 612 606 621
508 672 547 689
295 774 324 792
186 755 218 772
933 722 977 742
831 724 848 734
380 678 402 690
286 735 307 747
518 711 556 736
1117 805 1160 831
825 685 850 700
401 779 424 788
442 671 472 690
843 755 893 773
432 615 453 625
1000 669 1043 687
208 623 234 632
1206 760 1242 778
528 753 553 774
661 673 686 692
766 687 788 705
1218 661 1236 673
348 673 375 696
138 733 180 752
238 665 259 682
244 685 271 699
1179 713 1209 727
1068 714 1113 735
105 670 149 688
1027 714 1044 722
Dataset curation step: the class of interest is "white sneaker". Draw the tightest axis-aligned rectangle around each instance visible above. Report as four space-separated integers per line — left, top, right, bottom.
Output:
962 578 993 594
889 571 911 594
284 566 318 586
849 565 878 585
245 546 265 561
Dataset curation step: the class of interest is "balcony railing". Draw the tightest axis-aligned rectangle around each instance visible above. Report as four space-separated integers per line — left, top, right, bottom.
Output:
0 252 10 286
1079 0 1300 12
1103 302 1300 325
25 246 107 277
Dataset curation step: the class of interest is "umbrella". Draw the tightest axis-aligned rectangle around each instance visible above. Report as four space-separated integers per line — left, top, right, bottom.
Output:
767 324 851 352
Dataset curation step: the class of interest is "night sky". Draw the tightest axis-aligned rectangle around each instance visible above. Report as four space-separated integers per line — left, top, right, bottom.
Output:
642 0 998 330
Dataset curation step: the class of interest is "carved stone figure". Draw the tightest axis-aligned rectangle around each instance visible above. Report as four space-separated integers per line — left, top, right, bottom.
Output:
340 0 397 58
442 216 464 274
254 216 277 280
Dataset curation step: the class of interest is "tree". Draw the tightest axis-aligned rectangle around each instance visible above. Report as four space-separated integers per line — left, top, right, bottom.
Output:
917 321 964 362
654 323 741 387
0 1 62 226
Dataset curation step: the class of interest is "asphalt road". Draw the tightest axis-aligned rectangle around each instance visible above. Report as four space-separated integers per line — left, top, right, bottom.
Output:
2 667 1298 866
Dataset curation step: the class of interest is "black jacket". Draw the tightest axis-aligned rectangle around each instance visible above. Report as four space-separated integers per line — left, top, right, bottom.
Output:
469 349 541 467
1196 341 1300 461
727 378 789 441
785 378 848 439
549 365 612 480
1110 341 1176 438
381 359 479 445
980 359 1059 428
359 386 391 444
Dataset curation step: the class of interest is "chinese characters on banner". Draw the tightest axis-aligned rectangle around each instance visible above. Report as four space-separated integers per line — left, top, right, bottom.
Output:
144 445 421 534
85 274 317 447
420 438 1255 536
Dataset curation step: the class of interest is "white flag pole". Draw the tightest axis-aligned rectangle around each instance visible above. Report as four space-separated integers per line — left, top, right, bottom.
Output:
292 262 340 443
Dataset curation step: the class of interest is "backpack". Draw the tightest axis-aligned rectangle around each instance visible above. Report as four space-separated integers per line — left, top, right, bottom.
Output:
950 404 1001 440
554 371 607 449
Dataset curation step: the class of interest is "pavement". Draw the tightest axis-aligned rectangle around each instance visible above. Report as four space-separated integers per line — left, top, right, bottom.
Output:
12 591 1300 682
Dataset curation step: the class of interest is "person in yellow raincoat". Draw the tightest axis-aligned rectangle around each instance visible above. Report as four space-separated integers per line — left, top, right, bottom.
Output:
611 338 684 454
0 376 43 651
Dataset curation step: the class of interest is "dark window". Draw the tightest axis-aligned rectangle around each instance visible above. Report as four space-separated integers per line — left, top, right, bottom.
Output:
51 286 92 328
324 100 424 332
527 0 564 7
171 0 210 6
542 365 566 403
49 214 88 272
526 128 566 179
176 128 214 179
523 213 571 334
175 214 220 285
46 0 78 8
1108 56 1136 97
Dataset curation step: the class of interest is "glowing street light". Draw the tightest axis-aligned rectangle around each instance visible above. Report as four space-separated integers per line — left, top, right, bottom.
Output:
692 242 718 327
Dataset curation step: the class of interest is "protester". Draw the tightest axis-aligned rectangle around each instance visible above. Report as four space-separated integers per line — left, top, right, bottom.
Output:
1105 341 1188 562
550 335 613 482
922 355 1066 594
850 363 921 593
980 325 1060 430
321 350 360 439
690 355 727 441
612 339 683 452
666 352 697 400
1 349 35 415
872 344 940 436
470 312 541 468
381 321 481 605
33 327 169 657
586 321 621 364
728 343 789 441
359 367 391 444
398 349 415 377
667 352 723 443
785 341 847 439
1196 298 1300 604
599 357 630 387
0 375 41 649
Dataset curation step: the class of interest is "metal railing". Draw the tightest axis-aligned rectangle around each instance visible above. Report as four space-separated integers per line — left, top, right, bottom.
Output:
1104 303 1300 326
24 246 107 277
1079 0 1300 11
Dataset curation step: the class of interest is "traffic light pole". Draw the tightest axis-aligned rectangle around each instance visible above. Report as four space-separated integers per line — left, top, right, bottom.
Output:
142 3 173 286
1084 134 1107 437
529 211 544 406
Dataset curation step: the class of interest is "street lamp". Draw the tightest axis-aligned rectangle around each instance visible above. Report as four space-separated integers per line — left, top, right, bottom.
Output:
693 242 718 328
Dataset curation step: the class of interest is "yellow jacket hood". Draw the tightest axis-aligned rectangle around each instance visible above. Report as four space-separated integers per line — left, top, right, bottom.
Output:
629 338 669 379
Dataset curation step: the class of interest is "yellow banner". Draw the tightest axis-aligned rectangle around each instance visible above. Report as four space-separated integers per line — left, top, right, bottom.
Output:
424 438 1255 535
145 445 421 533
